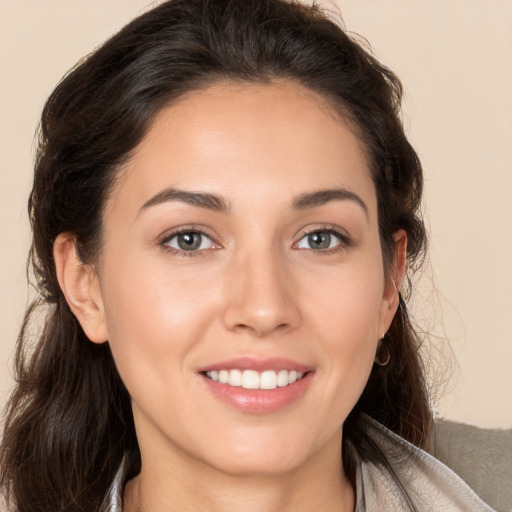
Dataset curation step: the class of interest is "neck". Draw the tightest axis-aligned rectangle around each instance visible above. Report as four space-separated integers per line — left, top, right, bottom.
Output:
123 433 354 512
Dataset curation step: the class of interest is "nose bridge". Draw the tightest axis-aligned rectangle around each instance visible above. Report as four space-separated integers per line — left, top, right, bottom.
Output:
223 243 300 336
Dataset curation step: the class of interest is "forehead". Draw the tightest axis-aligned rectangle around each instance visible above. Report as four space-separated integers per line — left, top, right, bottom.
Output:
108 80 376 218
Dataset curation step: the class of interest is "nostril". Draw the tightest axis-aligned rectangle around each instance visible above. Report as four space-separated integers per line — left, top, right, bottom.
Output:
231 320 293 337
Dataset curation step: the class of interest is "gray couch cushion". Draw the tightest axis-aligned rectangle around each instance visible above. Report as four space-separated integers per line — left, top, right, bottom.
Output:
434 421 512 512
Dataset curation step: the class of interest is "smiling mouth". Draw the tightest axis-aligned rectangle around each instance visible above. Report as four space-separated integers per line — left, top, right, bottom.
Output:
204 369 306 390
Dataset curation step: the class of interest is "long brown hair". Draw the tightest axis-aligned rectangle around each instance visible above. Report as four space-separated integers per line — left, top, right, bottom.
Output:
1 1 431 510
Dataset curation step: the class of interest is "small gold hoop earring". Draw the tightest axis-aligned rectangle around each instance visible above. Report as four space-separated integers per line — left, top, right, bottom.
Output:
374 338 390 367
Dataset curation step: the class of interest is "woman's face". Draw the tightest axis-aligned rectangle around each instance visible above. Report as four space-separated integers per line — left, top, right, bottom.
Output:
91 81 399 476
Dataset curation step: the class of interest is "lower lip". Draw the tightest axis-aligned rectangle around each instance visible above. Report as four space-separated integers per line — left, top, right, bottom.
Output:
201 372 313 414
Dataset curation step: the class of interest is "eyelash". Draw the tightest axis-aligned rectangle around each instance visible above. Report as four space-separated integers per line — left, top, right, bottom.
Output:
159 225 351 257
294 226 351 254
159 226 218 257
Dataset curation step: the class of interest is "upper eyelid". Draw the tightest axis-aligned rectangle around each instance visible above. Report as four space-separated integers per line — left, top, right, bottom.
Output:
293 226 353 252
295 224 350 241
163 230 213 244
158 225 218 244
159 228 221 257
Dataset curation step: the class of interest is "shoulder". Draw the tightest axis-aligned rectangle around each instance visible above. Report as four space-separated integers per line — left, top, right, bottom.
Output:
354 415 496 512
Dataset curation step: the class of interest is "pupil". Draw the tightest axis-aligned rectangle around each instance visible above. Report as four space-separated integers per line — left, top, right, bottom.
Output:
309 232 330 249
178 232 200 250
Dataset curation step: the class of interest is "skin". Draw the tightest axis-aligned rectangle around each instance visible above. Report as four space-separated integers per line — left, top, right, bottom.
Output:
54 81 405 512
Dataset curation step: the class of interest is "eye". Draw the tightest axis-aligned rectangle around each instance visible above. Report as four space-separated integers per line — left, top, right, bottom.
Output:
295 229 346 251
163 231 216 252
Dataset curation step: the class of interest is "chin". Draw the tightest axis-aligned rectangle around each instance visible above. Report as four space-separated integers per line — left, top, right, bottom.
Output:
206 450 308 478
191 426 334 478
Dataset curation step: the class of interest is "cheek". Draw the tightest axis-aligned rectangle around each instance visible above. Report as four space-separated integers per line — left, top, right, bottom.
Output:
306 256 385 340
98 254 219 385
303 257 384 393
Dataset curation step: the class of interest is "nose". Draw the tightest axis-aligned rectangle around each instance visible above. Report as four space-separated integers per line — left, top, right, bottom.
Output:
222 249 301 337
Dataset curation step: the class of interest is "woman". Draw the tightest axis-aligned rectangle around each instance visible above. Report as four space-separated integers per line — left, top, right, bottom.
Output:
0 0 496 510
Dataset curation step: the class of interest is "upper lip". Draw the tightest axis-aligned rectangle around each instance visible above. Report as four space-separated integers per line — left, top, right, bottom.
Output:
197 357 313 373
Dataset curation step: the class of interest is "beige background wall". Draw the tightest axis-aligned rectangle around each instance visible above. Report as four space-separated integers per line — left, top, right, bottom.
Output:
1 1 511 429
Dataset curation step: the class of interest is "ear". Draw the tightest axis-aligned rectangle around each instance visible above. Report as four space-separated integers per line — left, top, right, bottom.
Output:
53 233 108 344
390 229 408 293
378 229 407 337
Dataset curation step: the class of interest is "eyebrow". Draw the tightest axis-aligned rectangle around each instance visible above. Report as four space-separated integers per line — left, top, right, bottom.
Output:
140 188 231 214
139 186 368 217
292 188 369 217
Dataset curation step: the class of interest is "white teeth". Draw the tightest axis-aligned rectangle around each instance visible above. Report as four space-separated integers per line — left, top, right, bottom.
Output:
206 369 305 389
277 369 289 387
228 369 242 387
260 370 277 390
242 370 260 389
288 370 298 384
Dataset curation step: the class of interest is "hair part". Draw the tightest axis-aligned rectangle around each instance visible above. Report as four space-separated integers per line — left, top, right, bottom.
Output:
1 1 430 509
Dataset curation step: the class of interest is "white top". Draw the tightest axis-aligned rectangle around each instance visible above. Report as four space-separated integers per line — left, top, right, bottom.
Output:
104 415 496 512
